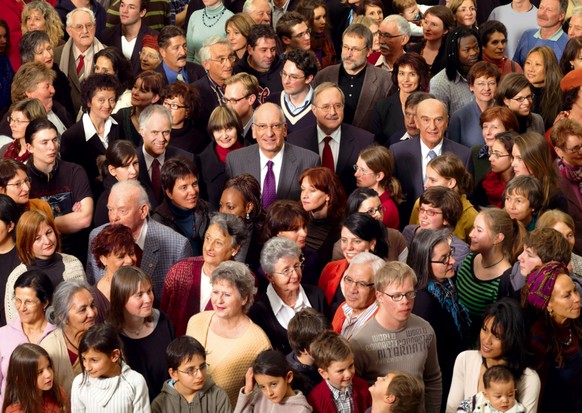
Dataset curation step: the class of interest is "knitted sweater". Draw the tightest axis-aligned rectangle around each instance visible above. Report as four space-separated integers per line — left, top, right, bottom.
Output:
186 311 271 406
186 4 233 63
71 362 150 412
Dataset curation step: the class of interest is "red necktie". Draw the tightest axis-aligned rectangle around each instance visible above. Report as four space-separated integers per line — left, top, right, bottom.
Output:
76 54 84 76
151 158 162 202
322 136 335 171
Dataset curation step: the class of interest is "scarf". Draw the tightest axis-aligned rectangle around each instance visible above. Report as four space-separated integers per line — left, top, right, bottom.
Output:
558 158 582 206
3 141 30 163
477 144 490 159
426 278 471 338
215 141 242 164
481 171 507 207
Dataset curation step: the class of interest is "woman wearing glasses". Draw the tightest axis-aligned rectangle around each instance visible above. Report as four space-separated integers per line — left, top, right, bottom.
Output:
354 145 402 229
249 237 326 354
407 229 470 410
0 99 47 163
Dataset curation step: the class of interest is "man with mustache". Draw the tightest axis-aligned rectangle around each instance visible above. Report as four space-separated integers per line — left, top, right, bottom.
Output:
286 82 374 195
313 23 390 133
513 0 568 66
375 15 410 74
155 25 205 85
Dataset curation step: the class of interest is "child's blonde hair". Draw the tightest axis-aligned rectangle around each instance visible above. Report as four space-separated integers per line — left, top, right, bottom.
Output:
392 0 418 14
386 371 424 413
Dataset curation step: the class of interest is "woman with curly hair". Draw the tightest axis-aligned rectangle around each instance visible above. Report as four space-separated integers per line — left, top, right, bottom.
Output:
93 47 135 113
21 1 64 49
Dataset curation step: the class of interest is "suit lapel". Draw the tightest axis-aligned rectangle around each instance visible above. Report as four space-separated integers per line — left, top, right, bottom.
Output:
278 144 297 199
337 124 355 173
353 64 375 124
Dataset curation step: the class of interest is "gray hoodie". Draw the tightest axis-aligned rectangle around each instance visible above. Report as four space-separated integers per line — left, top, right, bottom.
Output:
151 375 232 413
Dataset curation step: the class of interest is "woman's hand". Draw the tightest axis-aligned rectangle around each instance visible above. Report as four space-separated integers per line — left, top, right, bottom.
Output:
243 367 254 394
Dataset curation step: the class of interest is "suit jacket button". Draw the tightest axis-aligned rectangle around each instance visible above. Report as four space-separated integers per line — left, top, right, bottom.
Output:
148 263 153 268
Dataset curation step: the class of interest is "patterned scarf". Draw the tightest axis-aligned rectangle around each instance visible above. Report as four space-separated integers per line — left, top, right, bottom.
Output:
558 158 582 205
426 278 471 338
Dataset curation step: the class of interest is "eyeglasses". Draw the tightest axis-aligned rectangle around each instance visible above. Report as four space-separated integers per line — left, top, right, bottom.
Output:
560 144 582 153
510 95 533 103
489 152 512 159
70 22 95 32
353 164 375 175
177 363 209 376
378 32 404 40
253 123 285 132
163 102 189 110
430 246 455 265
209 55 236 65
14 297 41 309
292 28 311 38
418 207 443 217
474 81 496 88
343 274 374 289
314 103 344 112
280 70 306 81
5 177 31 190
362 205 386 216
379 290 417 302
7 116 30 125
271 258 304 278
223 95 250 105
341 44 368 53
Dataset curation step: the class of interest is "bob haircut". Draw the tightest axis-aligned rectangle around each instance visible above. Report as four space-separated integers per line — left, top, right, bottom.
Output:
108 266 154 329
357 145 402 203
480 298 530 379
207 105 242 136
423 6 456 34
419 186 463 229
20 30 52 65
374 261 417 295
7 98 47 125
310 330 352 370
503 175 544 215
16 210 61 266
253 349 292 378
479 106 519 131
79 323 124 378
24 118 58 145
406 229 451 289
467 61 500 85
344 187 380 217
559 36 582 75
494 73 531 106
210 261 256 313
524 227 571 265
287 307 331 355
13 269 54 307
298 167 346 222
0 158 28 189
160 81 201 122
166 336 207 370
389 52 430 96
2 344 66 413
91 224 136 269
21 1 64 48
11 62 56 103
262 200 309 241
225 13 255 39
132 70 166 98
94 47 135 90
223 173 263 222
342 212 389 259
160 157 198 193
427 152 473 195
0 194 20 239
80 73 123 112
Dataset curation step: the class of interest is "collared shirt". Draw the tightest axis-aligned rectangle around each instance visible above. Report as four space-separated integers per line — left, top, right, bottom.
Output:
47 111 67 135
82 113 117 148
259 145 285 192
206 73 226 105
533 27 565 41
341 301 378 340
316 125 340 171
73 44 94 80
420 138 443 182
162 61 188 84
266 283 311 329
135 217 149 250
272 0 291 27
326 380 354 413
142 145 166 180
283 86 313 115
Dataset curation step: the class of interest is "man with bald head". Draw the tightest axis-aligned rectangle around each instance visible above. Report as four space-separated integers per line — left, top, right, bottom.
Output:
225 102 320 208
390 98 473 226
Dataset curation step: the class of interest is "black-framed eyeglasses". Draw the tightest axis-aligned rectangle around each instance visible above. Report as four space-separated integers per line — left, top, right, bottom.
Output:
379 290 417 302
378 32 404 40
177 363 209 376
223 95 250 105
343 274 374 289
510 95 533 103
363 206 386 216
489 152 512 159
430 246 455 265
560 144 582 154
271 258 305 278
163 102 189 110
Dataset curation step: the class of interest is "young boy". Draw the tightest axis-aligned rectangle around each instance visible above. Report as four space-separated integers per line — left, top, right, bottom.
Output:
308 331 372 413
151 336 231 413
392 0 431 37
457 366 525 413
286 308 331 396
503 175 543 232
368 370 424 413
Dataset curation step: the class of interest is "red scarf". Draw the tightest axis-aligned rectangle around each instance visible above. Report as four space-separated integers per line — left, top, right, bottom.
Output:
215 141 242 164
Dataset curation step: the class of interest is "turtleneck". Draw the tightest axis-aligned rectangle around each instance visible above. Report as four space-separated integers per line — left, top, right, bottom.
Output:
167 200 201 256
206 3 225 15
30 253 65 289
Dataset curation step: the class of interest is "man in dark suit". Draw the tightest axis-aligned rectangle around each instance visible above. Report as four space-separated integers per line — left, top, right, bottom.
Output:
99 0 158 76
287 82 374 195
391 98 473 226
313 23 390 133
155 25 205 84
225 102 320 205
136 105 194 209
86 180 193 305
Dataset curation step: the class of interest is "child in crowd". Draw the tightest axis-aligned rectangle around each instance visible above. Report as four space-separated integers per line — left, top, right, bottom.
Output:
367 370 424 413
503 176 544 232
71 323 150 413
286 308 331 396
152 336 231 413
457 365 525 413
392 0 431 37
307 331 371 413
2 343 68 413
234 349 312 412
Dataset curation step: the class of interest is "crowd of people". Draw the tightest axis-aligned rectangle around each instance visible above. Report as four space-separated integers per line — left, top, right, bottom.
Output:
0 0 582 411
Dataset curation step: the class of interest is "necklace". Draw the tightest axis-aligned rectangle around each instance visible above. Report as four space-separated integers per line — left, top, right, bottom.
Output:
560 327 573 346
202 7 226 28
124 321 147 337
482 256 504 269
63 330 79 352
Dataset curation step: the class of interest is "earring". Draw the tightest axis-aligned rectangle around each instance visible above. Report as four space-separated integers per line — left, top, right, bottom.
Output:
246 212 250 220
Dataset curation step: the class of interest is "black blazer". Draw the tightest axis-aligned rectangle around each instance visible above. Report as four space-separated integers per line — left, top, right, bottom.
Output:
286 123 375 195
371 93 406 147
99 24 158 76
196 142 226 209
155 61 206 85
